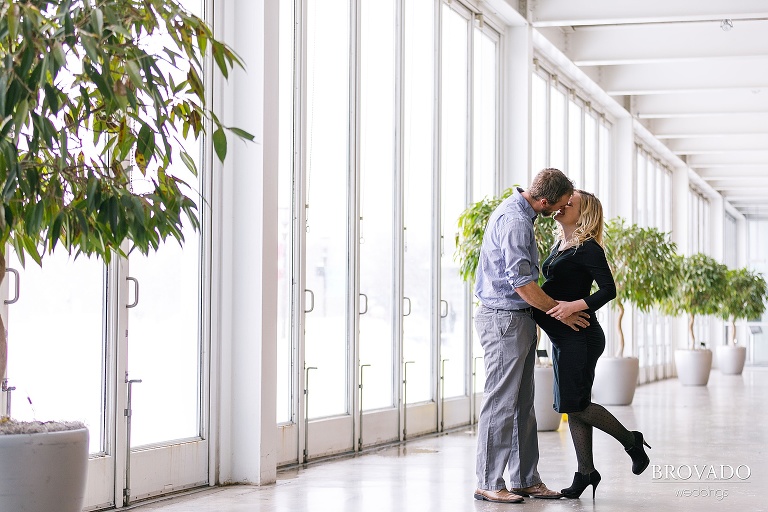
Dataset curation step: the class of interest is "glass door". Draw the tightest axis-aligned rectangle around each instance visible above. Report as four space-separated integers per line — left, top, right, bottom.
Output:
470 23 499 423
300 0 355 460
401 0 438 438
122 222 208 503
117 0 209 500
357 0 399 448
4 251 116 510
439 0 471 431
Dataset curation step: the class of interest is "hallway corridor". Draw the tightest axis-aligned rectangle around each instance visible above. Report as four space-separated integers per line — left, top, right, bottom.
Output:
130 367 766 512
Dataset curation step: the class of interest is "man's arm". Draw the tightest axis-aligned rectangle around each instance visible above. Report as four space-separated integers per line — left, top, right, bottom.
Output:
515 281 589 331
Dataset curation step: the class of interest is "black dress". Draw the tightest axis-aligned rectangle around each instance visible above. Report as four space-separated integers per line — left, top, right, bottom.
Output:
533 239 617 413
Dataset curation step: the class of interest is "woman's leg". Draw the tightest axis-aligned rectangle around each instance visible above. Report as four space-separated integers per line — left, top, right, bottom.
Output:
569 322 636 449
568 403 635 449
567 414 595 473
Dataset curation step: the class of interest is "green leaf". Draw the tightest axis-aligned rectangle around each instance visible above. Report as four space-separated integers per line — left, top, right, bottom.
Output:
50 212 65 251
92 7 104 36
137 123 155 160
228 126 255 141
213 127 227 162
44 84 61 114
179 151 198 176
125 60 143 89
8 4 19 40
212 41 228 79
81 35 101 62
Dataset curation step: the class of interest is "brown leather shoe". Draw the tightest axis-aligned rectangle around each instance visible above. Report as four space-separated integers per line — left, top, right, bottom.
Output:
511 482 563 499
473 488 525 503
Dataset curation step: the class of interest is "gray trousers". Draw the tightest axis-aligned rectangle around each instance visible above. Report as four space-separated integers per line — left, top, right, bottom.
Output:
475 306 541 490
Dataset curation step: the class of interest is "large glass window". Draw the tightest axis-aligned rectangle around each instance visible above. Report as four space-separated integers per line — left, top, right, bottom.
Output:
531 65 610 195
440 3 470 399
724 214 738 268
634 145 674 381
7 252 106 453
472 27 498 202
568 97 583 182
688 188 712 348
531 73 547 174
549 86 566 171
359 0 397 410
402 0 436 404
304 0 352 419
471 24 499 400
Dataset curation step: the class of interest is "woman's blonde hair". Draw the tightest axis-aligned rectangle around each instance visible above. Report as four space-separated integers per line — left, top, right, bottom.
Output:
557 189 604 247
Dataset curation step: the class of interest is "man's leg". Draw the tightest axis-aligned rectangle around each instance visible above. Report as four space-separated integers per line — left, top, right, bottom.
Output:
475 309 535 490
505 313 541 488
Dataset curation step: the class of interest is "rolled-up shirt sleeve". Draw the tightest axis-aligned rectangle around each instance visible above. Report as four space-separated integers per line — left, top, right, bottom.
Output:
500 224 536 289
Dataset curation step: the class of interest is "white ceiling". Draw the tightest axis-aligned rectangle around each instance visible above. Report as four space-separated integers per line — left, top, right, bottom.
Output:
528 0 768 217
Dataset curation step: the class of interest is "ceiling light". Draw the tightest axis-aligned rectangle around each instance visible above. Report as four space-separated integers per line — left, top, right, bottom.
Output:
720 19 734 31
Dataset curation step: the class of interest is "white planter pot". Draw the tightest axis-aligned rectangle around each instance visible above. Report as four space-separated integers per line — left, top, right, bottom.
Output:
592 357 639 405
717 345 747 375
675 349 713 386
0 427 89 512
534 366 562 431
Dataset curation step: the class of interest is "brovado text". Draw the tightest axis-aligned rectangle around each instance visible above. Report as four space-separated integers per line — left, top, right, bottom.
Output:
652 464 751 481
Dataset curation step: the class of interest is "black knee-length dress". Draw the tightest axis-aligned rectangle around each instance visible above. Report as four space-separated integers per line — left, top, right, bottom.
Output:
533 239 617 413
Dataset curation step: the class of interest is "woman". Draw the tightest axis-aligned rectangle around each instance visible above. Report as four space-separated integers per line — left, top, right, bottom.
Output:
533 190 651 499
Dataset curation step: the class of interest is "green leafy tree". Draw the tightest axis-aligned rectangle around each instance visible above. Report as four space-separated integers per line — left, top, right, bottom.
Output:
604 218 678 357
661 253 728 350
455 187 555 286
533 215 556 285
455 188 512 283
0 0 253 397
720 268 768 345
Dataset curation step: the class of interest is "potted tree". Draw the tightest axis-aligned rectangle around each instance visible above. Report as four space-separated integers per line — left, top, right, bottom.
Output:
456 189 561 431
593 218 678 405
0 2 250 511
662 254 729 386
717 268 768 375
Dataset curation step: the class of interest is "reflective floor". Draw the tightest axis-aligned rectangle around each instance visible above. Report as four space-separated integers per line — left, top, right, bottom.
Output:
130 367 767 512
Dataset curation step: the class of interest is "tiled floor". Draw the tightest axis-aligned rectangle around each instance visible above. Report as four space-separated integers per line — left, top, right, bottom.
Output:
130 368 767 512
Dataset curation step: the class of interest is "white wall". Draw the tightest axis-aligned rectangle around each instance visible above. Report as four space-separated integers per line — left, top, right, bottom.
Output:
212 0 278 486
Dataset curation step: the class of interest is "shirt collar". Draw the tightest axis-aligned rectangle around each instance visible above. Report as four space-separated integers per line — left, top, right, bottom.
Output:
514 187 538 223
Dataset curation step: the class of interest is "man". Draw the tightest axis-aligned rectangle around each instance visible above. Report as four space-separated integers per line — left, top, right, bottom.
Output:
473 168 590 503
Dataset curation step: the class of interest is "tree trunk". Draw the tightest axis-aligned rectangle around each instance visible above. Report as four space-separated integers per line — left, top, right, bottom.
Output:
688 313 696 350
730 316 737 345
615 300 625 357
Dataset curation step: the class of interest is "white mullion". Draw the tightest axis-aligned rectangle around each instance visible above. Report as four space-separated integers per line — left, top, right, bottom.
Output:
394 0 405 440
294 0 309 464
349 0 362 450
433 0 443 422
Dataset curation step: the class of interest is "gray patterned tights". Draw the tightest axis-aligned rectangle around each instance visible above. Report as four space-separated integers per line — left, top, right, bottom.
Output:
567 403 635 473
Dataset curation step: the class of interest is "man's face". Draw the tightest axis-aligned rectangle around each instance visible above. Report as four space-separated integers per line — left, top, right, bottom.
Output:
540 193 572 217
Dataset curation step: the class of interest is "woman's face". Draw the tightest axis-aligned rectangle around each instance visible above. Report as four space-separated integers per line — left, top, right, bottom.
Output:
554 191 581 227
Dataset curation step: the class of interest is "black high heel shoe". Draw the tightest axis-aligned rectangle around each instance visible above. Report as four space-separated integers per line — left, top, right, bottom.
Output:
625 431 652 475
561 470 601 499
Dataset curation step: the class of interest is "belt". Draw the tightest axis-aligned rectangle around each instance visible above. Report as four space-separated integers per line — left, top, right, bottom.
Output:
481 305 532 313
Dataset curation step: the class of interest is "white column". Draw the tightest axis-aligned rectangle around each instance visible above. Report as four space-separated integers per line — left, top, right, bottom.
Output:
670 167 690 351
670 167 690 255
503 24 533 189
737 217 749 267
611 117 635 223
709 194 725 262
213 0 278 486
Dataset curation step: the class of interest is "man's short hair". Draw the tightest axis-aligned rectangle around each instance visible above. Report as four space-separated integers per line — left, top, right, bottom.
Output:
529 168 574 204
